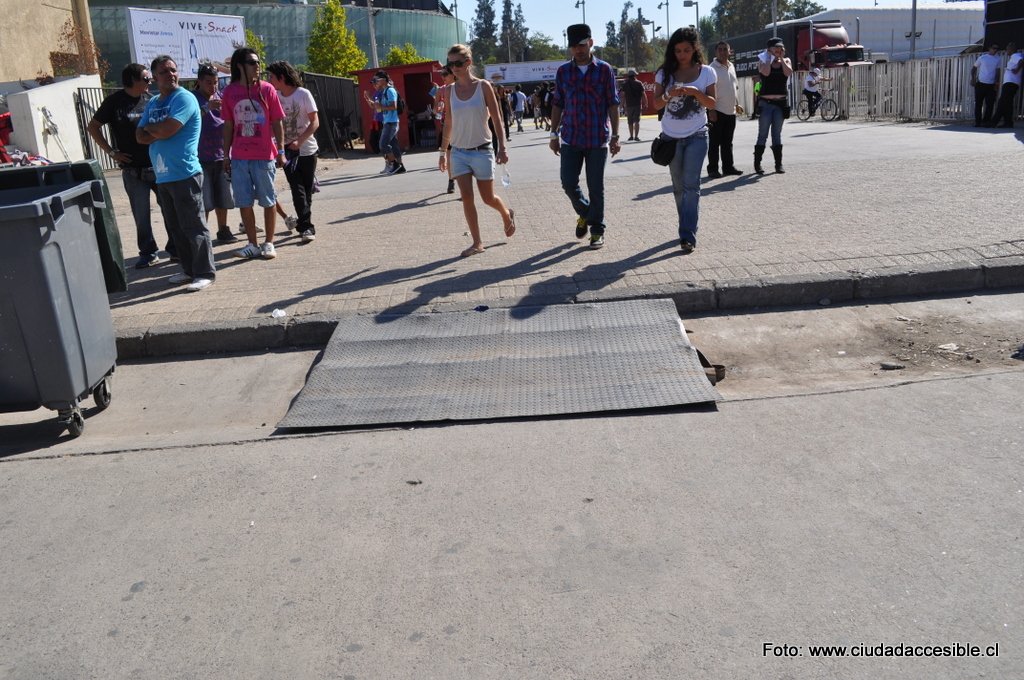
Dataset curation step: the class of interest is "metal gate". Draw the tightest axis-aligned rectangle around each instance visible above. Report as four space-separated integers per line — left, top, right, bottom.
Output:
74 87 119 171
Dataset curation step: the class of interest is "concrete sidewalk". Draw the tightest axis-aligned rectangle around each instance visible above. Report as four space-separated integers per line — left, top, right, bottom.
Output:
104 118 1024 357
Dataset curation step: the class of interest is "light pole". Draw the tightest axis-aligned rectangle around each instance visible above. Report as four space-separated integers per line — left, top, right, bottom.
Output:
657 0 670 39
574 0 586 25
562 29 567 49
682 0 698 28
452 0 459 45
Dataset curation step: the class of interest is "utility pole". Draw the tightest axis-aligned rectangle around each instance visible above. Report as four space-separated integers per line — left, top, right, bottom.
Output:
657 0 670 39
575 0 586 25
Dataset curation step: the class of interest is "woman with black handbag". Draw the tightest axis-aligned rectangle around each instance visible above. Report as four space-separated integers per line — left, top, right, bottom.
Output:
754 37 793 174
653 27 716 254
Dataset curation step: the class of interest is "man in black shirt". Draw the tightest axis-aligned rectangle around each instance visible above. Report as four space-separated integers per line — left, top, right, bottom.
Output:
622 69 647 141
87 63 176 268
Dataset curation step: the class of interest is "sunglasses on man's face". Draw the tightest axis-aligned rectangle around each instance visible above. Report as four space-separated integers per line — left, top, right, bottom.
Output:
446 59 467 68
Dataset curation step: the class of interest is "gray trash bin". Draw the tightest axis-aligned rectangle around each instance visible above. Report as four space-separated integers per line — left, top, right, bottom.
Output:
0 180 116 437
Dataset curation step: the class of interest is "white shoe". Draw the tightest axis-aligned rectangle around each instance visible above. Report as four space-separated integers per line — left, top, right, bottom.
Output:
261 242 277 259
167 272 192 285
235 243 261 259
301 229 316 243
284 215 298 231
186 278 213 292
379 162 393 175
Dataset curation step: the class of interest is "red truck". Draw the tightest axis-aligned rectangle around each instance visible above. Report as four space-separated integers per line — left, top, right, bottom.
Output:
727 20 868 77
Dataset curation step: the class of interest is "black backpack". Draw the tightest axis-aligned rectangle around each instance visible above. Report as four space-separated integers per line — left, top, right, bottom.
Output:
392 87 406 115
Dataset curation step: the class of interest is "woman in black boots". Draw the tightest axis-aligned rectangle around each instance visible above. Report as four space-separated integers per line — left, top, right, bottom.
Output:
754 37 792 174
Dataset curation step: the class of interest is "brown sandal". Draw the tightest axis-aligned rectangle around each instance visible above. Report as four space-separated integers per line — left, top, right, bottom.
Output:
461 245 485 258
504 209 516 238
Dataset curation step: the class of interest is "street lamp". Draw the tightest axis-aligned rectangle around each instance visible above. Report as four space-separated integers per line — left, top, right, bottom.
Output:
682 0 698 28
657 0 670 39
451 0 459 45
574 0 586 25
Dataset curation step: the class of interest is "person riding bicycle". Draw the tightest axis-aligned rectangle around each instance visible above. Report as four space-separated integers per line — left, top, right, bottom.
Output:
803 67 829 116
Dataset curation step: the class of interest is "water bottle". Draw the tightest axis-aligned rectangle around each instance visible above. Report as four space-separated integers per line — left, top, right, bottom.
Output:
501 167 511 188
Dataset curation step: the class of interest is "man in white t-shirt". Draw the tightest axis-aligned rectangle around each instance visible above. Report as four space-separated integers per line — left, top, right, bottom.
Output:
971 43 1002 127
512 85 527 132
994 42 1022 128
802 68 830 116
707 41 742 177
267 61 321 243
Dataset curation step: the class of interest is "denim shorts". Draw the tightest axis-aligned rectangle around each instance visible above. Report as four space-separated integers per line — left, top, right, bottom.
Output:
201 160 235 212
450 147 495 181
230 159 276 208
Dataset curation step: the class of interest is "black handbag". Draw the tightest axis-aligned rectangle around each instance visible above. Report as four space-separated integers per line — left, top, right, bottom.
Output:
651 135 676 166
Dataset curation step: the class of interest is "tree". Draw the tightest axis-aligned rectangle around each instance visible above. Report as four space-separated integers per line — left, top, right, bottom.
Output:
525 33 564 61
49 17 108 80
245 29 267 65
499 0 513 60
471 0 498 63
698 15 721 53
711 0 773 38
782 0 826 21
307 0 367 76
383 42 428 66
510 4 529 61
605 21 619 49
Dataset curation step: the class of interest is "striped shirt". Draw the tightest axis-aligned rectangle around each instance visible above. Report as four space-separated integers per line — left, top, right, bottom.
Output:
552 56 619 149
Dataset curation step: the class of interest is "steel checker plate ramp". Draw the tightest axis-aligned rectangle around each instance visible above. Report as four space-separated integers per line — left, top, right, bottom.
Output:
279 299 721 429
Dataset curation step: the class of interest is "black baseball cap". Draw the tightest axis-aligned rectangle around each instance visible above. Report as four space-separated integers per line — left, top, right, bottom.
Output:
567 24 592 45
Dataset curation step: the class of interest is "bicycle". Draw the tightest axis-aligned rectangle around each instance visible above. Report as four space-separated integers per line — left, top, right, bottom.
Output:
797 92 838 122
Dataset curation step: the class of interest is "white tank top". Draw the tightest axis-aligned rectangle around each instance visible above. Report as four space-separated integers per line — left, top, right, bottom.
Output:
448 80 492 149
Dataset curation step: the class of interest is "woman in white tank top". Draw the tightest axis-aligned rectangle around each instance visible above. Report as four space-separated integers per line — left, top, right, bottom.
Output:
439 43 517 258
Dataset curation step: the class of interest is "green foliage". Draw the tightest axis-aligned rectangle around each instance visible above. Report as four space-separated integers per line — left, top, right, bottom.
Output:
711 0 825 38
783 0 826 21
525 33 564 61
471 0 498 62
383 43 428 66
698 16 721 52
307 0 367 77
245 29 267 65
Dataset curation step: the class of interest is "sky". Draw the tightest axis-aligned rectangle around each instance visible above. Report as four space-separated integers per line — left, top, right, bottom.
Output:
502 0 984 51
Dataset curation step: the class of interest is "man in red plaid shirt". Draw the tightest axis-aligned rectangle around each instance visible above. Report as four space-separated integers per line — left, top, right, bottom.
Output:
549 23 621 250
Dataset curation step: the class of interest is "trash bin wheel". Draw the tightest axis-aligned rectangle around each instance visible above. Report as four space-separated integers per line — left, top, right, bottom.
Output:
93 378 112 410
60 409 85 438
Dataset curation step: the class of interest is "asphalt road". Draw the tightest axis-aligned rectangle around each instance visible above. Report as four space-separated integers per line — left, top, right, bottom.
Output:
1 294 1022 679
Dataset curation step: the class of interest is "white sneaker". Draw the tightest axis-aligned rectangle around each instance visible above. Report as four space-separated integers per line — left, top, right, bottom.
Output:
261 242 277 259
301 229 316 243
167 272 192 285
237 222 263 234
186 278 213 292
235 243 261 259
284 215 298 231
379 162 392 175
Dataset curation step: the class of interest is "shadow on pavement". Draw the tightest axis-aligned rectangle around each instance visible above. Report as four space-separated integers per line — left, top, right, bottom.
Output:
330 193 448 223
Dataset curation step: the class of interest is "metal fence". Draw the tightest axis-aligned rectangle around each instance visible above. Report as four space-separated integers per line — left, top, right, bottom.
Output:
737 54 1023 123
74 87 120 171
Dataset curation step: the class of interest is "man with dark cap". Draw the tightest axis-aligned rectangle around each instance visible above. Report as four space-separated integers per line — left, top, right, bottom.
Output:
549 23 621 250
622 69 647 141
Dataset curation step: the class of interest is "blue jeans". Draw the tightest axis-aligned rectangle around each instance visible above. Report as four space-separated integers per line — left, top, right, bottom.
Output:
379 122 401 161
559 143 608 234
756 99 785 146
122 167 170 258
668 131 707 246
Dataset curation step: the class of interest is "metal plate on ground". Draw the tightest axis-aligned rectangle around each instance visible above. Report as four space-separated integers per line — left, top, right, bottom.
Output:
279 299 721 429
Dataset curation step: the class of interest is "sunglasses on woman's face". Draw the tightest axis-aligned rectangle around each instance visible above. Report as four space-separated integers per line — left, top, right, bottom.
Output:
244 58 260 65
446 59 467 68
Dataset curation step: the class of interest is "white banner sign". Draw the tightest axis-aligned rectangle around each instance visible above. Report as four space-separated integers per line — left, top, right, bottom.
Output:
127 7 245 78
484 61 567 83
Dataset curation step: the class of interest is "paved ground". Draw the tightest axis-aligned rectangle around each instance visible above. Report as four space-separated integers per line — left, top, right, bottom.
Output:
103 117 1024 356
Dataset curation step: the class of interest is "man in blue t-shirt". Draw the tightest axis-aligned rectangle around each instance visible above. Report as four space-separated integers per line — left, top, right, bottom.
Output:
137 55 216 291
371 70 405 174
